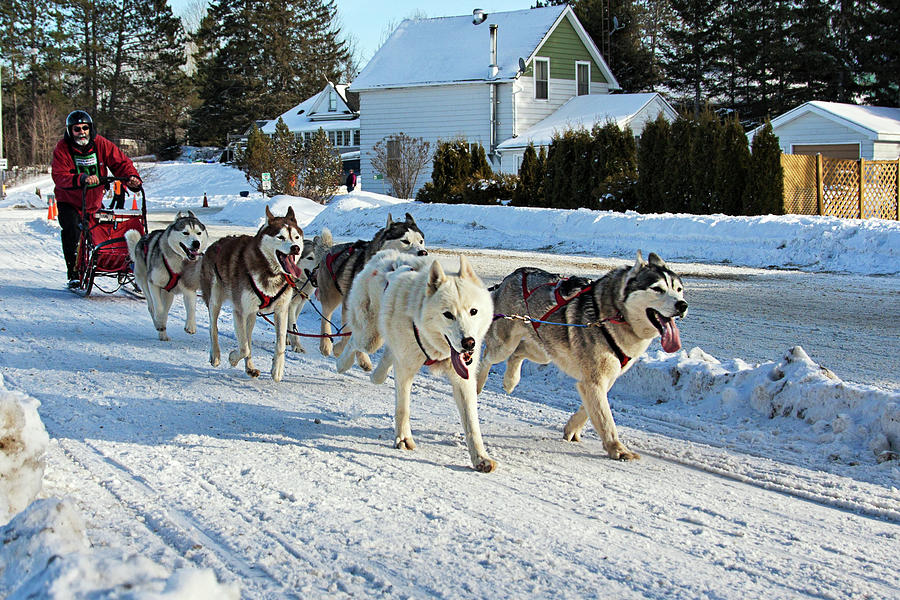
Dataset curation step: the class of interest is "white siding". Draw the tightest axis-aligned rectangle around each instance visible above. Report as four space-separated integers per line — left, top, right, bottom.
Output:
513 76 609 137
873 142 900 161
358 83 515 197
775 112 876 158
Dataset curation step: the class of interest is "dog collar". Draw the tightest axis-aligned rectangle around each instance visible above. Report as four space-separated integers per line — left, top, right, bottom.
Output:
413 324 438 365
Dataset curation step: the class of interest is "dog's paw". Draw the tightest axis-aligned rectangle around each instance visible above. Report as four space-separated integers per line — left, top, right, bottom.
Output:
357 353 373 372
157 330 170 342
246 367 260 378
606 441 640 461
395 437 416 451
290 341 305 353
210 354 220 367
563 426 583 443
271 358 284 382
184 324 196 335
475 458 496 473
319 339 333 356
502 373 520 394
228 349 242 367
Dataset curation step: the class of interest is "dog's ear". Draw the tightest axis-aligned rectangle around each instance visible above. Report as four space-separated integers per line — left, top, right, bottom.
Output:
627 250 646 279
187 210 196 219
458 255 483 286
175 211 186 219
386 213 394 227
647 252 666 268
265 205 274 222
426 260 446 296
405 212 415 224
286 206 296 221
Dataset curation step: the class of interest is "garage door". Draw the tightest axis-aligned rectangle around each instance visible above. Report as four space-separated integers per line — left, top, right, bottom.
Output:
791 144 860 160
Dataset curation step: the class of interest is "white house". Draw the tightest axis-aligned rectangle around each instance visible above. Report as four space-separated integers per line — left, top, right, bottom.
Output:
749 101 900 160
495 92 678 173
260 82 361 170
350 5 623 196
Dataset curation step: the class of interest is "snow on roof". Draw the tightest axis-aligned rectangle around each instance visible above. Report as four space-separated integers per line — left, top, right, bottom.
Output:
498 93 672 150
260 84 358 135
751 101 900 141
351 5 567 90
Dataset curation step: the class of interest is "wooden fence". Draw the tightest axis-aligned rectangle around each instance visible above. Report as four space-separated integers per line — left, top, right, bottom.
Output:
781 154 900 220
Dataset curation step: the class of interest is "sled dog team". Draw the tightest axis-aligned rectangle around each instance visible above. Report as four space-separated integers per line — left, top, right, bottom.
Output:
125 207 688 472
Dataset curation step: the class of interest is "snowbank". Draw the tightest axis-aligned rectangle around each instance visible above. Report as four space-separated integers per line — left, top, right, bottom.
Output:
0 374 49 523
0 377 239 599
0 498 239 599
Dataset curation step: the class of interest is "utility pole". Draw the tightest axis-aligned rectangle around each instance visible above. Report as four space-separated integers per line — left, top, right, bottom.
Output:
1 65 6 199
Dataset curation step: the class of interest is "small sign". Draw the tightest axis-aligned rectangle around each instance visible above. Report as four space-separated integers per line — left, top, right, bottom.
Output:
261 172 271 181
261 179 271 191
0 158 7 169
374 173 383 180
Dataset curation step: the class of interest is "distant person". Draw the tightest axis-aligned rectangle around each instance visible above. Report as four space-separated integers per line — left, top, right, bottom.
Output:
51 110 142 288
109 179 126 209
345 169 357 193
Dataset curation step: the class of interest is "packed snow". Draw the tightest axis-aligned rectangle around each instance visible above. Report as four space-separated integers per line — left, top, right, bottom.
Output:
1 160 898 598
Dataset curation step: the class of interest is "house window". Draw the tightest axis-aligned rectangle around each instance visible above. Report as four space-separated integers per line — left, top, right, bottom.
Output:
576 61 590 96
387 138 401 176
534 57 549 100
353 130 360 146
329 91 337 112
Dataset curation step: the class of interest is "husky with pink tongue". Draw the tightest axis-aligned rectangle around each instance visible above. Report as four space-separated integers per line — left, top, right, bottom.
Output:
371 256 496 473
477 251 687 461
200 206 305 383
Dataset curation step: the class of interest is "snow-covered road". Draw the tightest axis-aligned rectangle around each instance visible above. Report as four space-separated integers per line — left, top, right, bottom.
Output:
2 207 898 598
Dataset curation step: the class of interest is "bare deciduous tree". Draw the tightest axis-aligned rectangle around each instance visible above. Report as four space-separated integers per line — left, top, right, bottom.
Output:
31 97 60 165
371 133 432 199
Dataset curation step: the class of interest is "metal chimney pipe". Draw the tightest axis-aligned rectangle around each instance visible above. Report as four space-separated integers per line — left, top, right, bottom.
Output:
489 24 498 78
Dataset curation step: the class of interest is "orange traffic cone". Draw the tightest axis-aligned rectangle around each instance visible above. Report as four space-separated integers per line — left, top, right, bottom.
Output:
203 192 208 208
53 198 58 219
47 198 57 221
131 193 138 210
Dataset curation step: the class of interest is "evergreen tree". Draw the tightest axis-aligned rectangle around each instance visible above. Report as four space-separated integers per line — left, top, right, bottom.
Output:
190 0 350 145
661 0 723 116
635 113 670 213
689 108 721 214
859 0 898 105
512 143 543 207
270 118 299 195
592 122 637 211
743 119 783 216
662 115 696 213
297 128 342 204
470 144 492 179
236 124 274 193
715 114 751 215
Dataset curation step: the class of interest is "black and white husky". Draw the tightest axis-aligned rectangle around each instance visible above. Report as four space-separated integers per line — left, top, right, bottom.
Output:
312 212 427 359
477 251 688 461
125 211 209 341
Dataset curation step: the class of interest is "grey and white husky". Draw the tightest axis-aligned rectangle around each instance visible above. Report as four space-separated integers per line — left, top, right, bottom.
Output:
200 206 304 382
285 238 319 353
312 212 427 359
477 251 688 461
125 211 209 341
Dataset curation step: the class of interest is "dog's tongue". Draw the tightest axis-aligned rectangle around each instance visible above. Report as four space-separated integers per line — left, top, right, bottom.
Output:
449 347 470 379
280 253 303 278
660 317 682 353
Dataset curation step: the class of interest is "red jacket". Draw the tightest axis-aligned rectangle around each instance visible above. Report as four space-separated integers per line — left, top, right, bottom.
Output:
52 135 140 214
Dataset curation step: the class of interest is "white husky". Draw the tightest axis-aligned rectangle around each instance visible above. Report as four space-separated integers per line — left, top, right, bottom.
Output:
334 249 433 373
371 256 496 472
125 211 209 341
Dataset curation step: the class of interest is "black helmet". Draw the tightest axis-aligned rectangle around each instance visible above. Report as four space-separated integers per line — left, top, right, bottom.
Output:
65 110 94 143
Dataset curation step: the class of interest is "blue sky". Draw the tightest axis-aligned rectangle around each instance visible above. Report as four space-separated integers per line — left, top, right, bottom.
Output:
169 1 534 64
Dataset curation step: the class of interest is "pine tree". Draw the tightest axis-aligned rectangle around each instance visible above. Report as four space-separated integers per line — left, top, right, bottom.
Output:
661 0 723 117
715 114 751 215
744 119 783 216
635 113 670 214
470 144 492 180
190 0 351 145
270 118 299 195
297 128 342 204
236 124 274 193
513 144 543 207
662 115 696 213
690 108 722 214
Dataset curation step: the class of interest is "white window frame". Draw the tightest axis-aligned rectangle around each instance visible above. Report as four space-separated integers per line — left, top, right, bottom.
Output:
534 57 549 101
576 61 590 96
328 91 337 112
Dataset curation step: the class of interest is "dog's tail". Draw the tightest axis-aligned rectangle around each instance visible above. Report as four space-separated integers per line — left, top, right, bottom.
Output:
312 228 333 263
124 229 142 262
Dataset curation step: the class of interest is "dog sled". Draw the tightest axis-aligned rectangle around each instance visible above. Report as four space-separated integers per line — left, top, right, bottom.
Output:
71 176 146 297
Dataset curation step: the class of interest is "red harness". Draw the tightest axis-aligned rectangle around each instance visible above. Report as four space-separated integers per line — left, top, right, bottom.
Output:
521 271 631 368
251 273 296 311
141 242 181 292
324 244 357 293
521 272 595 332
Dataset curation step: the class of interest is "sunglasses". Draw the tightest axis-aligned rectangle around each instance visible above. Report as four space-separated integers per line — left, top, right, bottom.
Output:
72 125 90 132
